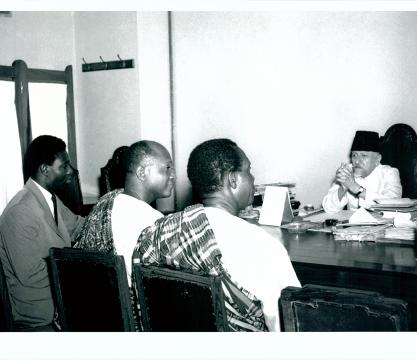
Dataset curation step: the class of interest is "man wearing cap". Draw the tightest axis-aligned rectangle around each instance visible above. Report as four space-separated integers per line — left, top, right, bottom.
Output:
322 130 402 213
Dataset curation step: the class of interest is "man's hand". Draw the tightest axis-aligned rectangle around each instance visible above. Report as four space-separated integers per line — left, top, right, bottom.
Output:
335 163 361 195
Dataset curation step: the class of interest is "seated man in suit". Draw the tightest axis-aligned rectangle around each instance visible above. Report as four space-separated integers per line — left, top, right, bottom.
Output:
0 135 84 331
74 140 175 282
323 130 402 214
133 138 300 331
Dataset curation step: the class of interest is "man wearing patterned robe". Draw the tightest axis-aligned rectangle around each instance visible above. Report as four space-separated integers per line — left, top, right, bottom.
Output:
133 138 300 331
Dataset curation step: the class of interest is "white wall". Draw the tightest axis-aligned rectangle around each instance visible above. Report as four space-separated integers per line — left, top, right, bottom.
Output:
171 12 417 209
136 12 174 212
0 11 174 210
73 12 140 198
4 11 417 211
0 12 75 69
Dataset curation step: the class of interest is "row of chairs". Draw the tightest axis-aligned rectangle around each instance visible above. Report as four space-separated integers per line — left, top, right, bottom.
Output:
1 247 407 332
47 248 227 332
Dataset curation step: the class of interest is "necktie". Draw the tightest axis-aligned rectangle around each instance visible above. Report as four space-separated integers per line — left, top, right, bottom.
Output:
51 194 58 226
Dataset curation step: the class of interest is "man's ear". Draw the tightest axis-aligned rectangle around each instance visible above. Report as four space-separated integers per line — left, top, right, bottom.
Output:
227 171 238 189
136 165 146 182
39 164 49 176
376 153 382 165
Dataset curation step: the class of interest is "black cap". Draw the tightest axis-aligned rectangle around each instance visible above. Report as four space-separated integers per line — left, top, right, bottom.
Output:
351 131 380 152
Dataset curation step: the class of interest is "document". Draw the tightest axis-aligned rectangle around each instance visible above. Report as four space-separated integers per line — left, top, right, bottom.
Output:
258 186 293 226
348 207 381 225
305 210 354 223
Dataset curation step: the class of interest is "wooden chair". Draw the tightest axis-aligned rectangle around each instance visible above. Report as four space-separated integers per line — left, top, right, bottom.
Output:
132 264 228 331
280 284 408 331
0 260 13 331
99 146 129 196
379 123 417 199
48 247 135 332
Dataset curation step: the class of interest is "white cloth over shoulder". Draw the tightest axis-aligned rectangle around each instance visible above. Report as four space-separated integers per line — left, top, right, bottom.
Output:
112 194 163 280
204 207 300 331
322 164 402 214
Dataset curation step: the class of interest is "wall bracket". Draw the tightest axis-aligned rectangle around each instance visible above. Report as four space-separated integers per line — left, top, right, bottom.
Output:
82 56 134 72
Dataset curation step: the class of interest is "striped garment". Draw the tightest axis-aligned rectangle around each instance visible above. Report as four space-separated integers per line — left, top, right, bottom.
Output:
73 189 123 254
73 188 141 331
132 204 268 332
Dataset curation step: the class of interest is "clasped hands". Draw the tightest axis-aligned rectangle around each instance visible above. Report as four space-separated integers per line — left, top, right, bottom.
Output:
336 163 361 195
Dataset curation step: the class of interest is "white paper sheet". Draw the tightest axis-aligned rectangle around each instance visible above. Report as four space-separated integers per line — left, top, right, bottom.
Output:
258 186 293 226
348 207 380 224
305 210 354 223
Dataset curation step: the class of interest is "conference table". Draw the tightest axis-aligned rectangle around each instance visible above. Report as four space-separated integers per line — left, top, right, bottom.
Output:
260 224 417 330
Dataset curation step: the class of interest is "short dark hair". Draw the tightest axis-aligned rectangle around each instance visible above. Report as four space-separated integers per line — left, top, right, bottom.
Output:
23 135 67 181
187 138 243 199
125 141 155 173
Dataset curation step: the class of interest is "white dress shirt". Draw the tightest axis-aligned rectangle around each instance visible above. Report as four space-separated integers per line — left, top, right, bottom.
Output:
322 164 402 214
32 180 55 218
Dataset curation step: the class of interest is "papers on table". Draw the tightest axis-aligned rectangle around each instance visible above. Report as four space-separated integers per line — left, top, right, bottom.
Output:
383 212 416 228
283 201 417 242
330 208 392 241
303 207 415 242
307 207 396 226
311 207 416 243
382 227 416 243
304 210 354 224
370 198 417 212
346 207 388 225
333 224 391 242
374 198 417 206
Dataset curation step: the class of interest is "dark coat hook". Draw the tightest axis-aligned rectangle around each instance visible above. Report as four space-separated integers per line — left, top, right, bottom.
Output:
82 55 134 73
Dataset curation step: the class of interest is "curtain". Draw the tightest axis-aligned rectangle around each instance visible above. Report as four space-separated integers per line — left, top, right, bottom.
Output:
0 80 24 215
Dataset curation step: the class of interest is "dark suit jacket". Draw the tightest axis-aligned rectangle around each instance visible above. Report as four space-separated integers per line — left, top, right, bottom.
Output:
0 178 84 328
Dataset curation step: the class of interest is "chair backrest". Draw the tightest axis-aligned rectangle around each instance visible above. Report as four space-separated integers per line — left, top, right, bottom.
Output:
99 146 129 196
0 259 13 331
379 123 417 199
280 284 408 331
55 166 84 215
48 247 135 331
132 264 228 331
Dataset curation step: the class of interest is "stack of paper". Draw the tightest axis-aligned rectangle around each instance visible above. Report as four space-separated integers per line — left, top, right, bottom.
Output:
333 224 391 241
383 227 416 242
348 207 387 225
369 198 417 212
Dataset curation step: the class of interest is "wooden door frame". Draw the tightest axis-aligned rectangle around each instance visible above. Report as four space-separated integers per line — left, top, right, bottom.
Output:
0 62 77 168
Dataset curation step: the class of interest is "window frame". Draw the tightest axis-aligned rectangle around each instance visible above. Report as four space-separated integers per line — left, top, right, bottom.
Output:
0 61 77 168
